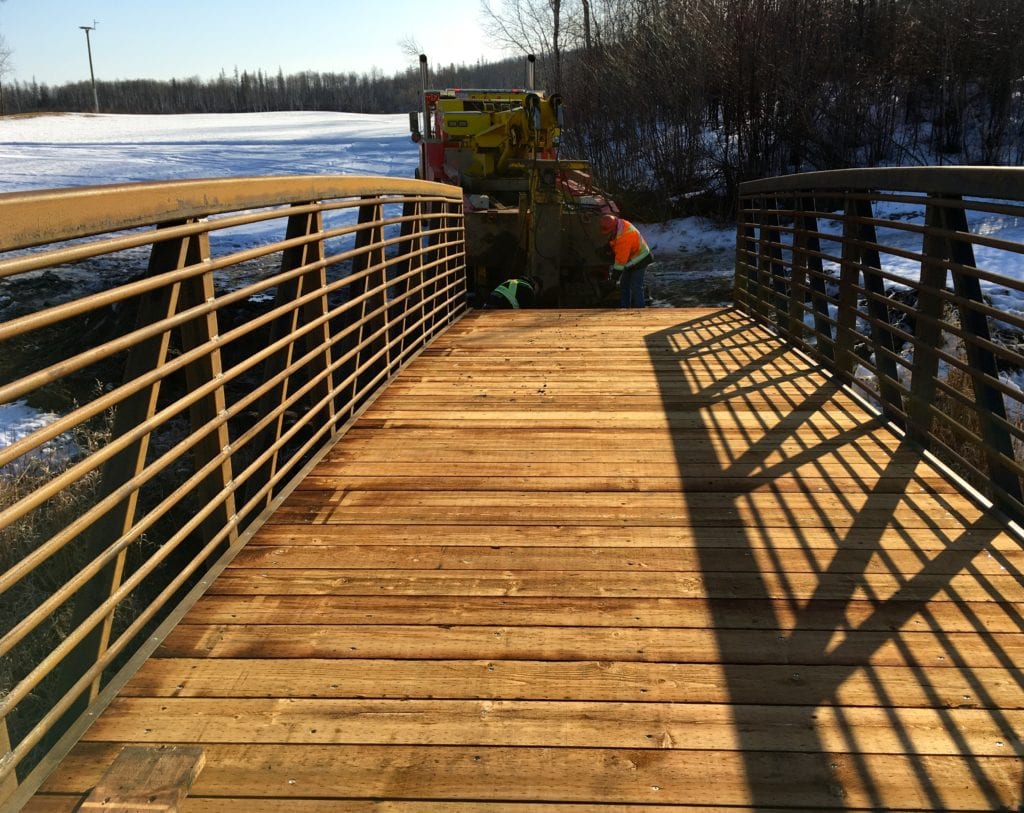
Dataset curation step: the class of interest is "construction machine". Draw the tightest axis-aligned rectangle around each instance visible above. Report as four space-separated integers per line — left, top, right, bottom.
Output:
410 54 619 306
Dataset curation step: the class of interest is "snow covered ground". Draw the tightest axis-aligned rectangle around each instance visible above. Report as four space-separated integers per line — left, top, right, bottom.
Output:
0 111 419 189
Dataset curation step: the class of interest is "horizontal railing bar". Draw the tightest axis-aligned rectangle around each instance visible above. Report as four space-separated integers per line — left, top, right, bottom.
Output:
1 249 464 621
739 165 1024 198
0 193 461 281
0 201 321 279
0 312 361 653
743 190 1024 222
750 235 1024 337
0 176 462 251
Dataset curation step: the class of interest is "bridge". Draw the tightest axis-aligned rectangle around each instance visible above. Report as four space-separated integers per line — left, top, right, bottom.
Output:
1 170 1022 810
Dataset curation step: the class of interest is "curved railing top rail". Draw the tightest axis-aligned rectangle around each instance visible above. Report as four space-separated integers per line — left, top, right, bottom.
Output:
0 175 463 251
739 165 1024 198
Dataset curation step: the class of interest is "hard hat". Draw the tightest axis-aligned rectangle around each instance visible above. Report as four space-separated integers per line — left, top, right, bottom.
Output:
599 214 618 235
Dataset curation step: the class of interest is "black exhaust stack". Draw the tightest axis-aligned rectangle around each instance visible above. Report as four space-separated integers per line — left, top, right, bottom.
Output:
420 55 432 140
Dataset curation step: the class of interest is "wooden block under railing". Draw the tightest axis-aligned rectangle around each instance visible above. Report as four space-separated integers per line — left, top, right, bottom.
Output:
78 746 205 812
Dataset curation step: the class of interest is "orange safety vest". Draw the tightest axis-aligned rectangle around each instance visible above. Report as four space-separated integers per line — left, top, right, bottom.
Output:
610 220 651 271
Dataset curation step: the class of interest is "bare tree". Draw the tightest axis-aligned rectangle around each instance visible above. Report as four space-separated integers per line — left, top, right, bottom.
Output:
397 35 423 61
480 0 561 60
0 0 10 115
0 32 12 115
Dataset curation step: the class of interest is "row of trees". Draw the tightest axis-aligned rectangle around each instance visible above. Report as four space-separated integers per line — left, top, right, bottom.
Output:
4 1 1024 216
483 0 1024 215
0 57 534 117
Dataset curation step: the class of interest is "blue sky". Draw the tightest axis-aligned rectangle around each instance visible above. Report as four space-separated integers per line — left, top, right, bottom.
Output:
0 0 510 85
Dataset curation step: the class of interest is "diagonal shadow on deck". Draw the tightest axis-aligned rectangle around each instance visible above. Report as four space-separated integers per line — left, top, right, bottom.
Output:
647 308 1024 810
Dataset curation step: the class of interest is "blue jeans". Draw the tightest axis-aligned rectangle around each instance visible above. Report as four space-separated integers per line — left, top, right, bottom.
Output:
619 262 647 308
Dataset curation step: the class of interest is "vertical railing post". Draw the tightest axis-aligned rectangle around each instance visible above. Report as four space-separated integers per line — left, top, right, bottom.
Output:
907 196 948 445
1 718 17 806
244 205 327 513
835 193 903 421
852 197 903 420
350 200 389 409
942 199 1023 510
788 195 810 342
835 196 861 381
752 195 775 322
294 211 336 423
440 200 463 321
733 196 753 311
393 199 426 357
176 231 238 550
421 201 444 334
766 196 789 330
799 196 835 362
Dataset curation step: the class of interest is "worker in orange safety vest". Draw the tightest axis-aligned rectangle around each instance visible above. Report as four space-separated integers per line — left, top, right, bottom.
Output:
599 214 653 308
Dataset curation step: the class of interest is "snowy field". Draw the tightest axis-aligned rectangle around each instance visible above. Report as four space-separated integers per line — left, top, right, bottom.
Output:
0 111 419 189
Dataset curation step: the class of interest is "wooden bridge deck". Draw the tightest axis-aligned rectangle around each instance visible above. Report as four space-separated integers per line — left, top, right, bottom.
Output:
28 308 1024 811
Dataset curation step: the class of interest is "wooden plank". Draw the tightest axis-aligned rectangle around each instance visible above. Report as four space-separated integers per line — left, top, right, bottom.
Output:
203 568 1024 604
176 594 1024 634
78 745 204 813
248 522 1023 552
18 797 83 813
367 393 851 409
225 543 1021 579
268 490 1000 529
83 697 1023 757
178 802 814 813
349 412 876 431
295 473 960 495
320 441 916 465
305 460 941 478
41 742 1024 810
121 657 1024 710
155 624 1024 668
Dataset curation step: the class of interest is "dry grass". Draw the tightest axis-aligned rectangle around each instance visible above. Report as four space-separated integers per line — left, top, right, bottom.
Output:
927 336 1024 500
0 411 111 774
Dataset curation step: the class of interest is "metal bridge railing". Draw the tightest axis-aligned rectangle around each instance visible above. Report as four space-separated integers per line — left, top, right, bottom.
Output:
737 166 1024 524
0 176 466 805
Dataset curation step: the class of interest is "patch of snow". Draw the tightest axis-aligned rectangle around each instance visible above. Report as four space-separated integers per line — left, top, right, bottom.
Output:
0 400 76 463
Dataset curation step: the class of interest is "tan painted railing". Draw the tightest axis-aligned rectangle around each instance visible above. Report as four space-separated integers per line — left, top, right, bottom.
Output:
0 176 466 805
737 167 1024 523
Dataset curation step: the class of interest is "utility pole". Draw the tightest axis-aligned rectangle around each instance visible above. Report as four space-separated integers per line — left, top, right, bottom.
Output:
79 21 99 113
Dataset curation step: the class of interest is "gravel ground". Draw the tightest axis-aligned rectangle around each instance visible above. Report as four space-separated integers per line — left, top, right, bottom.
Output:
645 248 736 308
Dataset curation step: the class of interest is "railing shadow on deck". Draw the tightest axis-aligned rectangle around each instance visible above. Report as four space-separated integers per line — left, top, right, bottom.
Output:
648 308 1023 809
0 175 467 809
651 306 1023 808
644 164 1024 809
